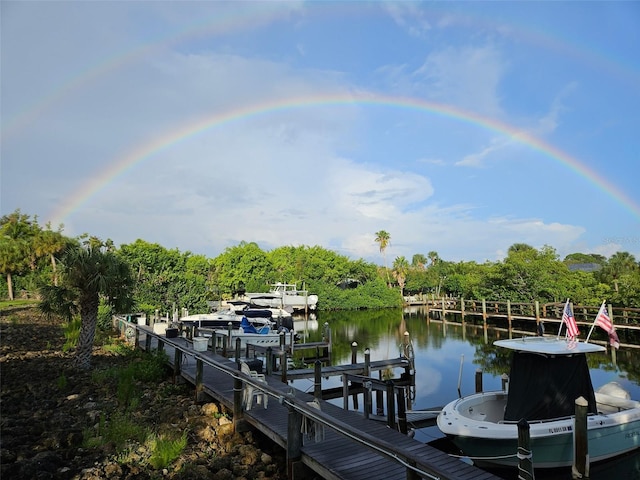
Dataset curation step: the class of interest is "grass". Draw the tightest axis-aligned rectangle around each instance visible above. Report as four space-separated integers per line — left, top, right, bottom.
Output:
82 348 184 468
83 412 149 451
62 317 82 352
148 431 188 469
91 348 169 408
5 303 191 471
0 299 39 311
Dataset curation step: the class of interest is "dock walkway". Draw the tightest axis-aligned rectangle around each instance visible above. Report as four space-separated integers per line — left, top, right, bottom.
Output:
133 325 500 480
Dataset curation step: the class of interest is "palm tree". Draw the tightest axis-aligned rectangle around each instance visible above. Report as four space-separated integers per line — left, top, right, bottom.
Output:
39 239 133 369
427 251 440 266
32 223 68 286
392 256 410 296
600 252 638 293
0 237 27 300
411 253 427 269
0 210 32 300
375 230 391 286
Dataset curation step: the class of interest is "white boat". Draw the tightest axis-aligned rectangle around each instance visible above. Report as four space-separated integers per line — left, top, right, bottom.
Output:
437 336 640 468
180 309 274 330
224 300 294 321
243 282 318 311
208 316 297 350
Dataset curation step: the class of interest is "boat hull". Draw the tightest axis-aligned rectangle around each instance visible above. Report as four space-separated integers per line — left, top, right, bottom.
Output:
248 295 318 311
180 313 273 330
243 283 318 311
211 330 295 350
438 394 640 468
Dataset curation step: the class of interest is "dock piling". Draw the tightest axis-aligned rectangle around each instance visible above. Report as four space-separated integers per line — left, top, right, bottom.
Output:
386 380 396 430
195 358 204 402
286 404 304 479
572 396 589 479
314 360 322 401
397 386 407 434
364 348 372 418
235 338 241 365
475 369 483 393
280 350 287 383
517 419 535 480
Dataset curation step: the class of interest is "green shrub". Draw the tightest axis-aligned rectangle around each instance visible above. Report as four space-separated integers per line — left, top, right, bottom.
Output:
102 341 131 355
97 302 114 331
116 370 139 407
62 317 82 352
148 431 188 469
83 412 148 451
128 350 169 383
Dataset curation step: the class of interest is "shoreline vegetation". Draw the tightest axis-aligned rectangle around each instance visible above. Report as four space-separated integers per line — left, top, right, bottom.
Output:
0 304 293 480
1 211 639 317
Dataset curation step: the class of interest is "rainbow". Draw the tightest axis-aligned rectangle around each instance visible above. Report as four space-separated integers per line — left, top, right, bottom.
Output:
47 92 640 226
5 3 638 143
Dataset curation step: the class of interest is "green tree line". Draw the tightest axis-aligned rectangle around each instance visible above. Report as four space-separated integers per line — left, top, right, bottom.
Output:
3 210 640 314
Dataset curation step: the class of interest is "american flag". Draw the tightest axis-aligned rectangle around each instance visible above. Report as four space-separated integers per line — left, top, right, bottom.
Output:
563 300 579 339
596 301 620 349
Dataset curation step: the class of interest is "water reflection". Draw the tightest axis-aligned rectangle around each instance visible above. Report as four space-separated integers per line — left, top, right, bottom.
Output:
292 307 640 479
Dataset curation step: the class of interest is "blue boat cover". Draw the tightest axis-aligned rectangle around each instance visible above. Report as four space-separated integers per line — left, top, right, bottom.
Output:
239 316 258 334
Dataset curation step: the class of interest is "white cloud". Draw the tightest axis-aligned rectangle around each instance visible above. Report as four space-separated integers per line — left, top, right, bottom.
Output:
414 45 507 117
456 137 508 167
382 2 432 38
535 81 578 136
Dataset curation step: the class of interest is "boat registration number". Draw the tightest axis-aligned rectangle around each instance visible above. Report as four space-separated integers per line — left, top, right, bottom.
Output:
548 426 571 434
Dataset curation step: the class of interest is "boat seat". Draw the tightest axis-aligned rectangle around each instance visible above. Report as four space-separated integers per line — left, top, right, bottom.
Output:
241 361 268 410
595 392 640 413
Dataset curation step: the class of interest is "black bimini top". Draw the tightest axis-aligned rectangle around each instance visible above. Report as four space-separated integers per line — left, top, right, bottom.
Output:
495 337 602 422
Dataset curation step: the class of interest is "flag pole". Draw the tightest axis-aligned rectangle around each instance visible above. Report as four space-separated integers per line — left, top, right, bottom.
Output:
557 298 569 339
585 300 605 344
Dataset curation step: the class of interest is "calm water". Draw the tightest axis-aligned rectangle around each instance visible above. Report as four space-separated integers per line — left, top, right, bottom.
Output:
291 307 640 480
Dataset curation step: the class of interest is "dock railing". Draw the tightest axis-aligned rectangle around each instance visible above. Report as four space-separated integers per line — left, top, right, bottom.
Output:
115 317 473 480
406 296 640 331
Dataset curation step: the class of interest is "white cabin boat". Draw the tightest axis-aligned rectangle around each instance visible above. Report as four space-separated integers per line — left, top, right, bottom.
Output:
180 309 273 330
243 283 318 311
437 336 640 468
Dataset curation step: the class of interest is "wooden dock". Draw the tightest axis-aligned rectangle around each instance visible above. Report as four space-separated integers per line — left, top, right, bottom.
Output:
405 297 640 348
128 322 501 480
405 296 640 329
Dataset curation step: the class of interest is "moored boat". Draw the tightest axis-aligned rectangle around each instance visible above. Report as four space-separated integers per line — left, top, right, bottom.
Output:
243 282 318 311
180 309 274 330
437 336 640 468
207 315 297 350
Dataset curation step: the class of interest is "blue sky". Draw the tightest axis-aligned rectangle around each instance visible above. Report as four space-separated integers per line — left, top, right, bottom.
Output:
2 1 639 264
